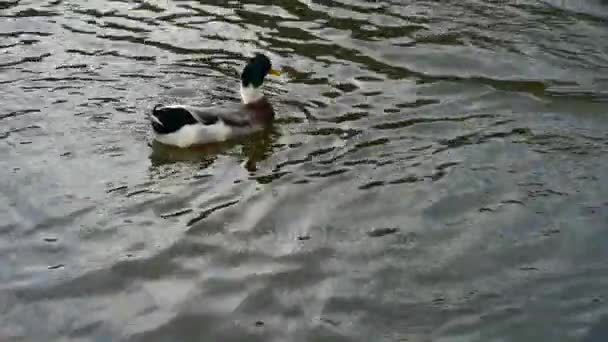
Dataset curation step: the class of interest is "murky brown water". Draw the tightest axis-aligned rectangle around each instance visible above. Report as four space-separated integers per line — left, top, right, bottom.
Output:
2 0 608 341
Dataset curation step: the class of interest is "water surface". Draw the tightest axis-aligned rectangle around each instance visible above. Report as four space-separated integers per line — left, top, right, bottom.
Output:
2 0 608 341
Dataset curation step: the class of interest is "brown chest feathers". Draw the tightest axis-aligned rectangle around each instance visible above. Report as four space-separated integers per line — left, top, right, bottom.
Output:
244 97 275 125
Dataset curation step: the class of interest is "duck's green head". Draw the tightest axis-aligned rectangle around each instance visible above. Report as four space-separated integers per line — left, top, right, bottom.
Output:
241 53 281 88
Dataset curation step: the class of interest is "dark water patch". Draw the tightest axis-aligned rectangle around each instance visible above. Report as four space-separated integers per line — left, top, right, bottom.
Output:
383 107 400 113
306 168 349 178
342 158 379 166
15 257 195 302
492 118 517 127
0 53 52 68
32 76 116 83
156 12 196 22
20 38 40 45
61 23 97 34
126 189 157 197
131 1 165 13
306 127 362 138
65 48 102 56
102 20 152 33
115 106 137 113
0 42 20 49
98 50 157 61
334 82 359 93
107 185 128 193
527 188 568 198
282 100 319 121
354 137 389 149
0 1 18 10
119 73 157 79
521 132 607 155
410 144 433 152
436 161 460 170
396 98 440 108
0 109 40 120
0 125 41 139
367 227 399 237
502 199 525 205
89 97 120 103
352 103 372 109
55 63 88 69
274 116 306 125
429 169 447 181
7 8 59 17
434 127 532 154
71 8 118 19
187 200 240 226
546 88 608 102
540 228 561 237
276 146 337 168
388 175 420 184
415 32 464 46
321 90 342 98
373 113 495 130
358 180 385 190
95 33 226 55
251 171 290 184
160 208 193 219
325 111 369 123
0 31 52 38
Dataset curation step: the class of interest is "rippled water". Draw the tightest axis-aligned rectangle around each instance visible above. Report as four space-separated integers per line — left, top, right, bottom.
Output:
2 0 608 340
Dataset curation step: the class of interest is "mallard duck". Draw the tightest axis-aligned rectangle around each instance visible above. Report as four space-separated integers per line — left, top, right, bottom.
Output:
149 53 281 148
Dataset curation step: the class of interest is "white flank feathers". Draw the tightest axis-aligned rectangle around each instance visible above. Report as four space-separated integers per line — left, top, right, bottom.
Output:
154 121 234 148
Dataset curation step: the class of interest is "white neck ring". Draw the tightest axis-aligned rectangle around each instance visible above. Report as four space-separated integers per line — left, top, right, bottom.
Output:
240 84 264 104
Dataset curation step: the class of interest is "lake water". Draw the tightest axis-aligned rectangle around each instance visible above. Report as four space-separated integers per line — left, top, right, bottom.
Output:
2 0 608 341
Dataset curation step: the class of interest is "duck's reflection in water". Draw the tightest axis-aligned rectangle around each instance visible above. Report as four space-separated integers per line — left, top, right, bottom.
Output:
148 127 278 173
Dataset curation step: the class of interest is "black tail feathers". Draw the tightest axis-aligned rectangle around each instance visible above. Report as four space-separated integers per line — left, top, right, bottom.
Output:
150 105 197 134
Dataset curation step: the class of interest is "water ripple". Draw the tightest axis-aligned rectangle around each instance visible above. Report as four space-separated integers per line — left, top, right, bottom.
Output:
1 0 608 341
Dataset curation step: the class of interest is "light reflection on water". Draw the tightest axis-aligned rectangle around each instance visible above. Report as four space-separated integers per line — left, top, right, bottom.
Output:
1 0 608 341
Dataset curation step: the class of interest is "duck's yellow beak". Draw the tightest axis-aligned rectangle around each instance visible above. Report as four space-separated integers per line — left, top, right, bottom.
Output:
268 69 281 76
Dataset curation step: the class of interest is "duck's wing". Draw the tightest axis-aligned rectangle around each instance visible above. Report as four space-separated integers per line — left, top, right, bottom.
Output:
150 103 253 134
184 104 253 127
